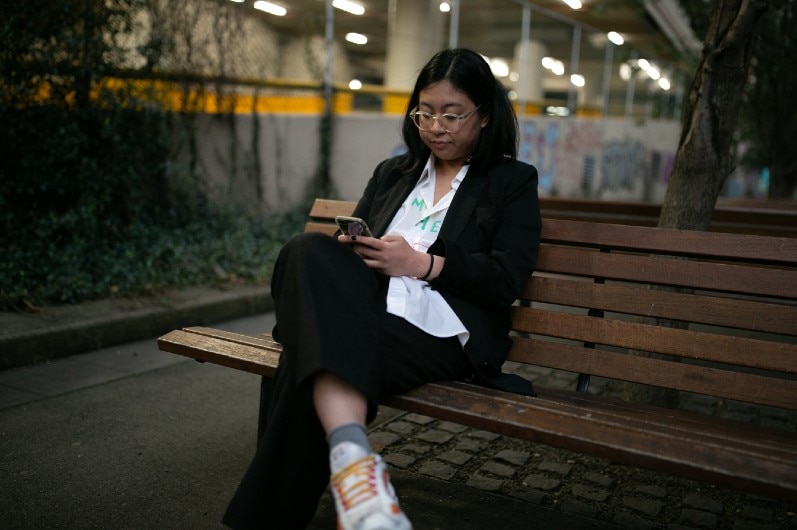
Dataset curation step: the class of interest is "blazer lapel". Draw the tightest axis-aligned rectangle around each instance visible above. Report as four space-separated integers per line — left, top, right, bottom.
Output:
439 165 488 241
371 171 418 237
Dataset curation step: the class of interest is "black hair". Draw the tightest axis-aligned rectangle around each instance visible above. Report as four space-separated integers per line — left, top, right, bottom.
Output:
400 48 519 174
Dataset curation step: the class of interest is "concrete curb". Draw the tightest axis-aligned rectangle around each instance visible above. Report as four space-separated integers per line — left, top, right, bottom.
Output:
0 284 272 370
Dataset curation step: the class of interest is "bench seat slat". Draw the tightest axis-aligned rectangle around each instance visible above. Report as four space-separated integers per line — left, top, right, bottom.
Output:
507 339 797 409
386 382 797 502
525 276 797 335
511 308 797 374
158 329 280 377
536 246 797 298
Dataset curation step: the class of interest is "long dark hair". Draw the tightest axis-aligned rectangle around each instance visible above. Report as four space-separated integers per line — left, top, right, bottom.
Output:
400 48 518 174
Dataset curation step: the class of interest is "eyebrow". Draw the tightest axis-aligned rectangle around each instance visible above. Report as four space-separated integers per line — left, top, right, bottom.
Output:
418 102 467 112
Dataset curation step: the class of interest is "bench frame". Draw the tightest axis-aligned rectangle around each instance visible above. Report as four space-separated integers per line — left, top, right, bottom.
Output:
159 198 797 503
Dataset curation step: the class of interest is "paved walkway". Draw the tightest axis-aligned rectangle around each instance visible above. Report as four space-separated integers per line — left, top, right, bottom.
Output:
1 287 795 529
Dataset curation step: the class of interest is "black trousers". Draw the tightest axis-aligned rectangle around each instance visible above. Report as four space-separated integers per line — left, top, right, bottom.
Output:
222 232 472 529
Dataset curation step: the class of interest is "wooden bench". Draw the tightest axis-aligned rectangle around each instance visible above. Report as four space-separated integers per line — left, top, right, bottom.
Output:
158 198 797 503
539 196 797 238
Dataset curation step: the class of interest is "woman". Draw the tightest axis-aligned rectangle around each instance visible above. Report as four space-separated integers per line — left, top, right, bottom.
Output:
223 48 541 530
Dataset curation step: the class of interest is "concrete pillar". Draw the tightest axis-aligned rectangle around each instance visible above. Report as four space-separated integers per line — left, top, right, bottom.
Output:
384 0 445 90
280 35 351 83
512 39 546 103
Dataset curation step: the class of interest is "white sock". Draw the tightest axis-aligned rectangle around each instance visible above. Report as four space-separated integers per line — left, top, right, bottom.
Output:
329 440 369 474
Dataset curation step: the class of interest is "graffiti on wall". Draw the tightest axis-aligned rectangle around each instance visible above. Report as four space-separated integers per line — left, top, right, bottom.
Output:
518 118 678 201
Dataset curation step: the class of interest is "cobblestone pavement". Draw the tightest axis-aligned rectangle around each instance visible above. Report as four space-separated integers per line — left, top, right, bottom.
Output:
370 365 797 530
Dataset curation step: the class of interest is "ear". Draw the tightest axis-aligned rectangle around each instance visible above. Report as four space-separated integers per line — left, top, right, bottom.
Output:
480 113 489 129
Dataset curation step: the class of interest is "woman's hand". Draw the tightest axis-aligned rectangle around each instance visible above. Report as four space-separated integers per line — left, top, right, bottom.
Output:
340 234 434 279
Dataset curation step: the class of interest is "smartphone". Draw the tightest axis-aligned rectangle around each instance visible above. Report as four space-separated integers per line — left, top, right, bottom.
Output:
335 216 372 237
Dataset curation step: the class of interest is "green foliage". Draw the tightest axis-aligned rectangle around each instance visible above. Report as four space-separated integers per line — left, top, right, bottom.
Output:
1 205 304 310
0 0 303 310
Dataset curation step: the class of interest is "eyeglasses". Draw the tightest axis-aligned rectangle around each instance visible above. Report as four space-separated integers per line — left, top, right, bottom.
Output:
409 106 481 133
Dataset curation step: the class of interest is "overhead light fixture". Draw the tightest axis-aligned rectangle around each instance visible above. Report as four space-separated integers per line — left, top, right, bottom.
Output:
440 2 451 12
643 0 701 57
542 57 566 76
349 79 363 90
658 78 671 90
345 32 368 45
607 31 624 46
570 74 585 87
333 0 365 15
561 0 582 9
253 1 286 16
228 0 245 3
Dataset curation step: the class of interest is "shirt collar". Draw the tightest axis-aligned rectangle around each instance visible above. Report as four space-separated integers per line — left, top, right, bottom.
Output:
422 155 469 190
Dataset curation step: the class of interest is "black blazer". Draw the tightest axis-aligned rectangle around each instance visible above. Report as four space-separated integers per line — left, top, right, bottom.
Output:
351 155 542 395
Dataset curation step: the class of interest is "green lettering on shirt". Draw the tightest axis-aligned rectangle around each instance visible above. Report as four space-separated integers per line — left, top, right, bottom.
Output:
411 197 425 211
415 217 430 230
430 220 442 233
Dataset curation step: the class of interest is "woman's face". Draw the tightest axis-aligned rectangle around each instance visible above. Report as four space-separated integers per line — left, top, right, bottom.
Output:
416 80 488 166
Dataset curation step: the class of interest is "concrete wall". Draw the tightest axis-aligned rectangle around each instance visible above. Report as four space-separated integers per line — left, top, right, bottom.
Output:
189 113 681 214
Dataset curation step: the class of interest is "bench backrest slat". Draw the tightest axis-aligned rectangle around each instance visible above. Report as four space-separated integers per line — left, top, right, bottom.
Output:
507 339 797 410
525 276 797 335
511 307 797 372
305 198 797 411
537 245 797 298
541 218 797 264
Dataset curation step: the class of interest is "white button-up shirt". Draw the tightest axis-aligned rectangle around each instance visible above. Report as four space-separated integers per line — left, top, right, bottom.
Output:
384 156 470 347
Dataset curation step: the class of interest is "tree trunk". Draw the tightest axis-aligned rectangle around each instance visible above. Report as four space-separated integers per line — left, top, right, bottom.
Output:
622 0 768 408
659 0 768 230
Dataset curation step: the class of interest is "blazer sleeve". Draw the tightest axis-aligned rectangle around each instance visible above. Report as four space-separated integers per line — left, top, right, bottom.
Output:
429 161 541 309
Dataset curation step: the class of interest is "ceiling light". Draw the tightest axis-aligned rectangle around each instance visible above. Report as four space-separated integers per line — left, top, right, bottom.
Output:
345 32 368 45
637 58 650 70
253 1 286 16
228 0 245 3
541 57 566 76
619 63 632 81
562 0 582 9
349 79 363 90
333 0 365 15
646 66 661 80
440 2 451 12
658 78 671 90
607 31 624 46
570 74 585 87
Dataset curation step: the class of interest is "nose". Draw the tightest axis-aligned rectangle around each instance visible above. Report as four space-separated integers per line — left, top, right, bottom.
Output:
429 116 446 133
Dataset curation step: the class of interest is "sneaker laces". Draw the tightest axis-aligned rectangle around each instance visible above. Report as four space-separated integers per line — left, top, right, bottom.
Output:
332 454 384 512
331 454 410 530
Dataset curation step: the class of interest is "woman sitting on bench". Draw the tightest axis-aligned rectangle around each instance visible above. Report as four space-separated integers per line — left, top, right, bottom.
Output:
222 48 542 530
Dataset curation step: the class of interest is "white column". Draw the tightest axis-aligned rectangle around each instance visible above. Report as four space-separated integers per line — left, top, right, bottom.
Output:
384 0 445 90
513 39 546 103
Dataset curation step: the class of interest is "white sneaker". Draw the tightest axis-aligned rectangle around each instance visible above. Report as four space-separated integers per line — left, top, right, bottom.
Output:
330 453 412 530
